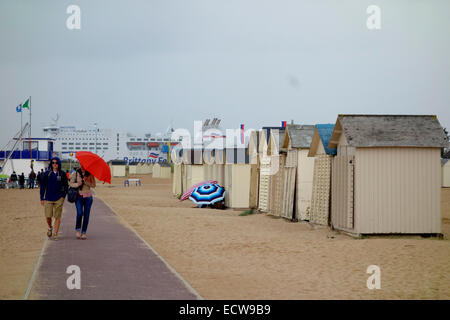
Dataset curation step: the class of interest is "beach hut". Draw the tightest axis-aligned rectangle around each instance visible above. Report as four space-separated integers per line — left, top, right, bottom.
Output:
109 160 126 177
182 148 205 189
258 127 285 213
257 129 271 212
328 114 448 235
307 124 337 225
136 163 144 174
172 147 183 195
224 147 257 209
153 162 171 179
267 128 286 217
280 124 315 221
442 159 450 187
128 163 138 175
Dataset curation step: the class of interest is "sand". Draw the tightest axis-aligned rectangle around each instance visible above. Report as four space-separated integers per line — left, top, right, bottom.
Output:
0 188 47 300
1 175 449 299
94 175 450 300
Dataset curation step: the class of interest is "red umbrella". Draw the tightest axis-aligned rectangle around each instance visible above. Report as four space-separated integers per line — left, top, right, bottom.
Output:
75 151 111 184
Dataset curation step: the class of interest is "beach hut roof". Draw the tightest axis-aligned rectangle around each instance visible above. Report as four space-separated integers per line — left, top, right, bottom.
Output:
247 130 260 155
109 160 126 165
328 115 449 149
282 124 315 149
308 124 337 157
267 128 286 155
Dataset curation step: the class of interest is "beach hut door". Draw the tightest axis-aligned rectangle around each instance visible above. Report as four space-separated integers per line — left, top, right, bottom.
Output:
331 156 354 230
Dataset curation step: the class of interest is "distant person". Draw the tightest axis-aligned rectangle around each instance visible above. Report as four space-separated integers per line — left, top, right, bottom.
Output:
40 157 68 240
29 170 36 189
19 173 25 189
36 170 42 188
10 171 18 188
69 166 96 240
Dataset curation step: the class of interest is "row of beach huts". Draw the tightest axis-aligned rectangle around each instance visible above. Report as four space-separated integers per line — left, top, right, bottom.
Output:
172 114 449 237
109 160 172 178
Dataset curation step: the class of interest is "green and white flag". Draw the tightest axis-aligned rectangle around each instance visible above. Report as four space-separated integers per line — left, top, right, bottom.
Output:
22 98 30 110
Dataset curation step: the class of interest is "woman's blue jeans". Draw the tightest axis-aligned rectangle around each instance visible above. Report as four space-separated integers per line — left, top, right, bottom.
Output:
75 196 93 234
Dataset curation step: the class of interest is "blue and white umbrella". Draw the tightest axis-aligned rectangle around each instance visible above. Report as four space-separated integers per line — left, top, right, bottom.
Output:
189 183 226 207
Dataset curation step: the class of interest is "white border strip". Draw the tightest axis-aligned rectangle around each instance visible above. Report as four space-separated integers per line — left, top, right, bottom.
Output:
24 237 49 300
99 197 203 300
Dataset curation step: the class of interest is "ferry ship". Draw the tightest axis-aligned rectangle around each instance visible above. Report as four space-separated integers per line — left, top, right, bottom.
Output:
41 116 182 164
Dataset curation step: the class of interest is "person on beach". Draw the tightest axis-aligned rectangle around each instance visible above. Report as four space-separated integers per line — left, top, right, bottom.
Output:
10 171 18 188
39 157 68 240
36 169 44 188
28 170 36 189
69 166 96 240
19 173 25 189
36 170 42 188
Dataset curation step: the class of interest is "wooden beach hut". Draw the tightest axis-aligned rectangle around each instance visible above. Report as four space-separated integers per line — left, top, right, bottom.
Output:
280 124 315 221
109 160 126 177
442 159 450 187
257 129 272 212
128 163 138 175
172 148 184 195
223 147 258 209
267 128 287 217
153 162 171 179
328 114 448 235
307 124 337 225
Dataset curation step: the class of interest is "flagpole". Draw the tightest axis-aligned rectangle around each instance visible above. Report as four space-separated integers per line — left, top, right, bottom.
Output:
29 96 31 161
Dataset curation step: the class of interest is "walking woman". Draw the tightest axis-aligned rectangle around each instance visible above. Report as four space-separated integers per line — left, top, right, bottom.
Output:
69 166 96 240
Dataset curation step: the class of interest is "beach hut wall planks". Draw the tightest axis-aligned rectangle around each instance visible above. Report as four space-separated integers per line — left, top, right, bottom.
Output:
172 147 183 195
442 159 450 187
153 162 171 178
128 163 138 175
109 160 126 177
267 128 287 217
308 124 337 225
328 114 449 235
280 124 315 220
258 128 272 212
247 130 260 208
223 147 258 209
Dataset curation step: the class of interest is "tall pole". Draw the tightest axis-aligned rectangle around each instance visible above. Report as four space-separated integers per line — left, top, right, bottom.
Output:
29 96 32 162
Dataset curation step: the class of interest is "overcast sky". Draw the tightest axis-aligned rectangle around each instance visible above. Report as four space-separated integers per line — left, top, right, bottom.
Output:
1 0 449 146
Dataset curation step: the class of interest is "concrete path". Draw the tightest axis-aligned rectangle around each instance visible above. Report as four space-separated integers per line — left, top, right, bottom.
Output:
30 198 200 300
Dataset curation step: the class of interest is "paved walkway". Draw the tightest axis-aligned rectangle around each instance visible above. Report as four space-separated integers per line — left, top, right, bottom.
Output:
30 198 200 299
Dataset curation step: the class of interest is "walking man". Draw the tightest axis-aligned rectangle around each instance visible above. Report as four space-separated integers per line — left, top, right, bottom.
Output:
40 157 68 240
29 170 36 189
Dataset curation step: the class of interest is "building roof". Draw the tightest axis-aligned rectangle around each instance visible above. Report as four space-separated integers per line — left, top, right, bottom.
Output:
316 124 337 155
328 115 449 148
268 128 286 155
308 124 337 157
283 124 315 149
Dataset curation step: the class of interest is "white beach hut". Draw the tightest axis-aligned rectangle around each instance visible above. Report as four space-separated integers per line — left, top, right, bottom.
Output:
307 124 337 225
442 159 450 187
280 124 315 221
328 114 448 235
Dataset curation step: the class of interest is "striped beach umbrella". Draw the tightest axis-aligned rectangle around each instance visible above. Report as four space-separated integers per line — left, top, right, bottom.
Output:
179 180 217 201
189 183 226 207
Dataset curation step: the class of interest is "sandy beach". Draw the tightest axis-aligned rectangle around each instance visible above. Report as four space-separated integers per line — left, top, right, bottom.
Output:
1 175 450 299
